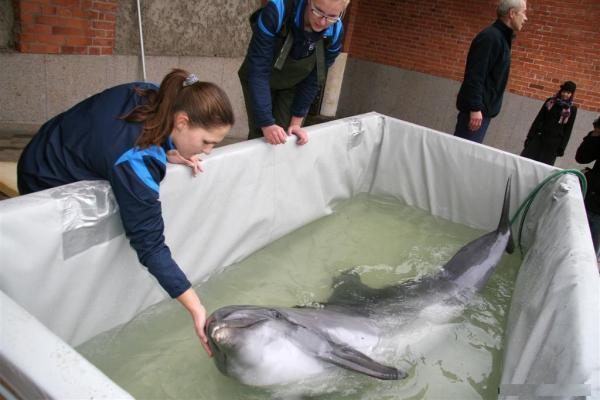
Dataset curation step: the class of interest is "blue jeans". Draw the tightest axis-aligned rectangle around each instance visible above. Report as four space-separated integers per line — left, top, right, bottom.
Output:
588 211 600 256
453 111 491 144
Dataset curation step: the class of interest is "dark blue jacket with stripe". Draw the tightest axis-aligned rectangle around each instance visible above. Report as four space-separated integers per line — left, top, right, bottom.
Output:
247 0 344 127
17 82 191 298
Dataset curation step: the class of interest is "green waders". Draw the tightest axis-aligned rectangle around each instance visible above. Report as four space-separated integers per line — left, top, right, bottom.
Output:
239 33 326 140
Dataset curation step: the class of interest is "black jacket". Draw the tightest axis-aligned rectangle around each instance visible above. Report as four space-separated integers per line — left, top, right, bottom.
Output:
456 20 513 118
576 131 600 214
521 98 577 165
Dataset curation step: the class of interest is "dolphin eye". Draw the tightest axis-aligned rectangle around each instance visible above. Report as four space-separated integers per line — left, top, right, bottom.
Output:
272 311 283 319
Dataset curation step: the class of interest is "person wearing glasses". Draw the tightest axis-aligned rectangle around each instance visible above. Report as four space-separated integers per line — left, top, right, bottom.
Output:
239 0 349 145
454 0 528 143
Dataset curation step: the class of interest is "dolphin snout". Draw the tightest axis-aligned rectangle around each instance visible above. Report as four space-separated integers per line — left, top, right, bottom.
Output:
210 325 230 344
206 319 228 343
205 315 217 337
205 315 228 347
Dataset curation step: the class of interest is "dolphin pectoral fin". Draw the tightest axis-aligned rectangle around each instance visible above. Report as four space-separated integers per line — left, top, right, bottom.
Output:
319 343 406 380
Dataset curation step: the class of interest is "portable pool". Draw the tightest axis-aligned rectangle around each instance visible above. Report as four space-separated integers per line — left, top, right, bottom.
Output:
1 113 598 399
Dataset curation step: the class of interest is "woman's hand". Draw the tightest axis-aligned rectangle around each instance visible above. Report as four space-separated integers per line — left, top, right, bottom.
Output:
177 288 212 356
166 149 203 177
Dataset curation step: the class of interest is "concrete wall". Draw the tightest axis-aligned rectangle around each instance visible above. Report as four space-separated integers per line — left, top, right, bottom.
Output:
0 53 249 140
0 1 261 140
0 0 261 57
115 0 259 57
0 0 14 51
337 58 598 170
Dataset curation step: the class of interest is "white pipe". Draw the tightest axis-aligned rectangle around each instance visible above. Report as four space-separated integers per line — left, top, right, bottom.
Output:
136 0 147 81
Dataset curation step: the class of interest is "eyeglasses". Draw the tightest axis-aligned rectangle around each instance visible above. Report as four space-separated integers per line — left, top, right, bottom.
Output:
310 1 342 24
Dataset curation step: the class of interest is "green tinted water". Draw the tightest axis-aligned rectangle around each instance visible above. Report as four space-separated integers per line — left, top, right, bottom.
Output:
77 194 520 399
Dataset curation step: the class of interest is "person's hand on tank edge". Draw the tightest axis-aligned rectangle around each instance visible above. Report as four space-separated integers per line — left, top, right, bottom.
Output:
288 125 308 145
262 124 288 145
167 149 203 176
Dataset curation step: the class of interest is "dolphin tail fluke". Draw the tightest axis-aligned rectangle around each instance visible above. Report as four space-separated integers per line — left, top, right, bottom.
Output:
498 176 515 254
320 343 407 380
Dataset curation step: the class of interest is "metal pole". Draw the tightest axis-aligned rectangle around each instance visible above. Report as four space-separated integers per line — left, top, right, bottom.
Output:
136 0 147 81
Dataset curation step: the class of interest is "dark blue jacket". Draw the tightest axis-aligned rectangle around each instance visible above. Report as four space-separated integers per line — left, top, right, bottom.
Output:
456 20 513 118
17 83 191 298
247 0 344 127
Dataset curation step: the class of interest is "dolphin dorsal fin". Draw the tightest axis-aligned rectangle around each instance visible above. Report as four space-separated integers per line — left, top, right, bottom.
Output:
319 342 407 380
498 176 515 254
506 232 515 254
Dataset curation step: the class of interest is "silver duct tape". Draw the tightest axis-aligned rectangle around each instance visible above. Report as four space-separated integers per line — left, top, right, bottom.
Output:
348 118 364 149
51 181 124 260
62 216 123 260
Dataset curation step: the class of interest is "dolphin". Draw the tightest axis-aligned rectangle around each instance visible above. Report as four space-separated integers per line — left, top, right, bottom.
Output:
206 177 514 387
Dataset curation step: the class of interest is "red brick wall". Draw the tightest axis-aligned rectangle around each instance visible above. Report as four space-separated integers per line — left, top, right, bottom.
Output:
344 0 600 112
13 0 117 55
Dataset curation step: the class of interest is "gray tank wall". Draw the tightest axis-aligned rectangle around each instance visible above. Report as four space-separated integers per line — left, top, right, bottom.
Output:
115 0 260 57
337 58 598 170
0 53 249 140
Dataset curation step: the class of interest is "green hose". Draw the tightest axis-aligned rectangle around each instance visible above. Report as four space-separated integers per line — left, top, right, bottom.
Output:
509 169 587 255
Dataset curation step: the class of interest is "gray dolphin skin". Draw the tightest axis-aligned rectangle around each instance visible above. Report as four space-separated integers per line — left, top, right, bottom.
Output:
206 177 514 387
